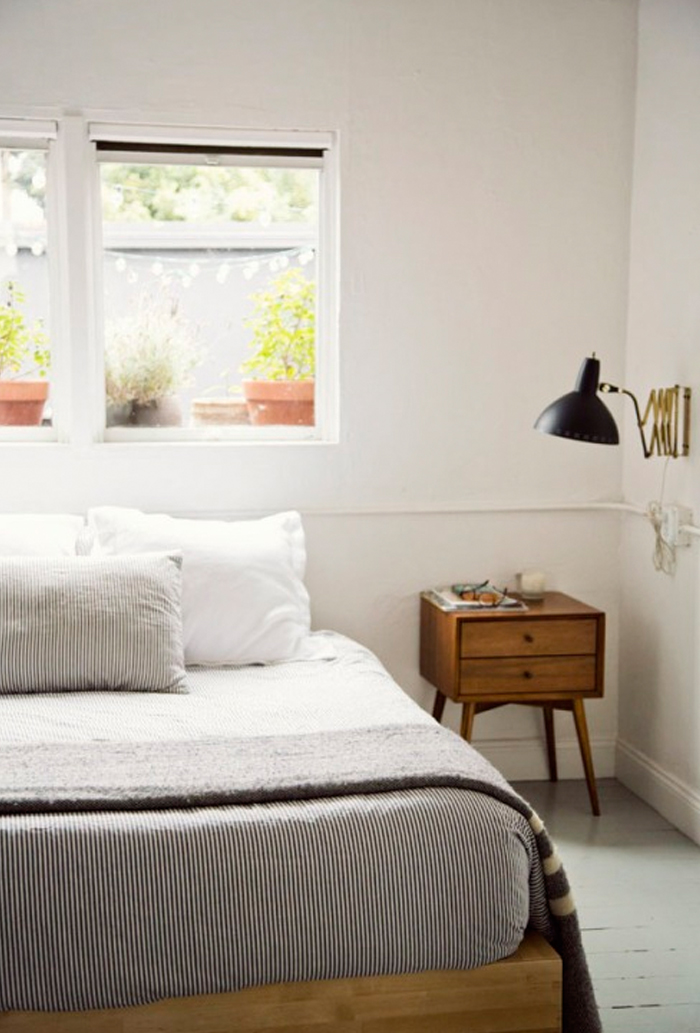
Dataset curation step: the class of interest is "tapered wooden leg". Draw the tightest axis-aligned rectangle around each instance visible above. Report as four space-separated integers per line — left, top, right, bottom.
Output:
432 691 446 723
460 702 476 742
572 699 601 816
543 705 558 782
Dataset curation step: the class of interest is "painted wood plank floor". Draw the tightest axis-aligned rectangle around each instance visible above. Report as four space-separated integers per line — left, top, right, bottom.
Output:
512 778 700 1033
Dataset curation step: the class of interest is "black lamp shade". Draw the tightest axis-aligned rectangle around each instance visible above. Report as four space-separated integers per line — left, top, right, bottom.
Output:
534 356 619 445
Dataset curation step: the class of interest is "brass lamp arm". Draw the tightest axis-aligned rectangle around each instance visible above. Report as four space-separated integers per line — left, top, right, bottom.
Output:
599 383 652 458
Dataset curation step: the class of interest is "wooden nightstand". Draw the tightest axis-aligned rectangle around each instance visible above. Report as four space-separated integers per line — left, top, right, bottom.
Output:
420 590 605 815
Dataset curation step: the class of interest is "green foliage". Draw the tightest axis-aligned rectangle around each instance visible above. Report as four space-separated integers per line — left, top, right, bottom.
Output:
240 268 315 381
101 164 317 224
4 150 317 224
1 150 46 213
0 281 50 380
105 293 204 406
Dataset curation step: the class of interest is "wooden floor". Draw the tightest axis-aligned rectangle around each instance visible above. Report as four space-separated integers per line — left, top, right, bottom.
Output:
512 778 700 1033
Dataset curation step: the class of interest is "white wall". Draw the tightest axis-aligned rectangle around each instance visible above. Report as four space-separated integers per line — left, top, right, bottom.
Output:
0 0 638 779
617 0 700 841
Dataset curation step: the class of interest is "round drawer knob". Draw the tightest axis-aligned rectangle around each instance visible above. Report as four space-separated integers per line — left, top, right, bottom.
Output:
523 670 533 679
524 633 534 643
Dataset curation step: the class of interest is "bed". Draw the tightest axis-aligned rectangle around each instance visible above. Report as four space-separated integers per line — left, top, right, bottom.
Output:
0 509 601 1033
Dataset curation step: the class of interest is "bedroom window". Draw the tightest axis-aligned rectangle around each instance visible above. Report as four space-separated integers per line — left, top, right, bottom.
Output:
91 126 338 442
0 121 57 440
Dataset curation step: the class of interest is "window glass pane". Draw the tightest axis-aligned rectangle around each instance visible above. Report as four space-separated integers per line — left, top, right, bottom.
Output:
100 161 318 433
0 148 52 427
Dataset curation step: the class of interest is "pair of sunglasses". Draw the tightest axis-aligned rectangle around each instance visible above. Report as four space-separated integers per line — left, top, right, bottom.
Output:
452 581 510 606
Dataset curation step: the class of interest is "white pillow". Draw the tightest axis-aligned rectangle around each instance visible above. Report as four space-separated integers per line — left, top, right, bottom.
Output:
87 507 324 666
0 514 85 556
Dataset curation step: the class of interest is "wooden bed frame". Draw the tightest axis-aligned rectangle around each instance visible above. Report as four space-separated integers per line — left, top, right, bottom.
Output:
0 931 561 1033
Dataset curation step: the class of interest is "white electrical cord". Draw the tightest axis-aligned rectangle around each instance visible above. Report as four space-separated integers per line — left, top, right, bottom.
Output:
647 500 676 575
647 458 676 575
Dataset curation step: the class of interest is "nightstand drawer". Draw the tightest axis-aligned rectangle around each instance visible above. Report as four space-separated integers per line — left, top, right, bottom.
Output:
458 655 598 697
460 618 597 659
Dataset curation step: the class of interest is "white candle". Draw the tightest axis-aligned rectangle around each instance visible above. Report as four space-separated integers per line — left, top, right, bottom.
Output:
520 570 546 599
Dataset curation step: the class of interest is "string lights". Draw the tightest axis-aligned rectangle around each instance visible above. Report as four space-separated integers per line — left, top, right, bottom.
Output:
107 245 315 289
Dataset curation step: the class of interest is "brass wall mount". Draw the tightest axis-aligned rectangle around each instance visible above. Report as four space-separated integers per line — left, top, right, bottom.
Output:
600 383 691 458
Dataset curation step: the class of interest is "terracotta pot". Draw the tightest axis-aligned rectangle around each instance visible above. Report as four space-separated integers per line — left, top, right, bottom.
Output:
0 380 49 426
191 397 250 426
128 396 183 428
243 380 315 426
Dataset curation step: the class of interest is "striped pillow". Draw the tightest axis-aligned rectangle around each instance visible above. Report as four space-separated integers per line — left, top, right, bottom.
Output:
0 553 187 695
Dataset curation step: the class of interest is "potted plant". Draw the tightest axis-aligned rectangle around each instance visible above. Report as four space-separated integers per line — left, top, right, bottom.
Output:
105 293 203 427
0 281 50 426
240 267 315 426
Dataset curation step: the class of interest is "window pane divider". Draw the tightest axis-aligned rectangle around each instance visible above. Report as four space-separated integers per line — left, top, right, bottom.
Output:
55 114 103 445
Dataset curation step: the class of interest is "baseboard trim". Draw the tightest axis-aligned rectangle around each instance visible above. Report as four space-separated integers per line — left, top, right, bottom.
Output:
616 739 700 845
472 737 616 783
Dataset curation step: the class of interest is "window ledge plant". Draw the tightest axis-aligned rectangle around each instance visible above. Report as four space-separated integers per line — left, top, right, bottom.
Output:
240 266 316 426
105 292 203 427
0 281 50 426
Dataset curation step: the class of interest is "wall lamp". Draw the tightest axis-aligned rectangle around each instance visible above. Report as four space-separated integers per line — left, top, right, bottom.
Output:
534 355 691 458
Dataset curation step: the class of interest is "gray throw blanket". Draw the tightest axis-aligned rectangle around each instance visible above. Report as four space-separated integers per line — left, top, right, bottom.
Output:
1 722 601 1033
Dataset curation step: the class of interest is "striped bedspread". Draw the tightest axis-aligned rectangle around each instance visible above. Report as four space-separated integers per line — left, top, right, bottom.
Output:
0 633 600 1032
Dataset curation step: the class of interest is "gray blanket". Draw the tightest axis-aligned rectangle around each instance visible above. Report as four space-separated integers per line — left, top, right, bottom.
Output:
1 723 528 812
1 719 600 1032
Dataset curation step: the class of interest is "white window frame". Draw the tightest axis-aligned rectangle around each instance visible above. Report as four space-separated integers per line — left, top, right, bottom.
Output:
87 123 339 444
0 119 64 443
